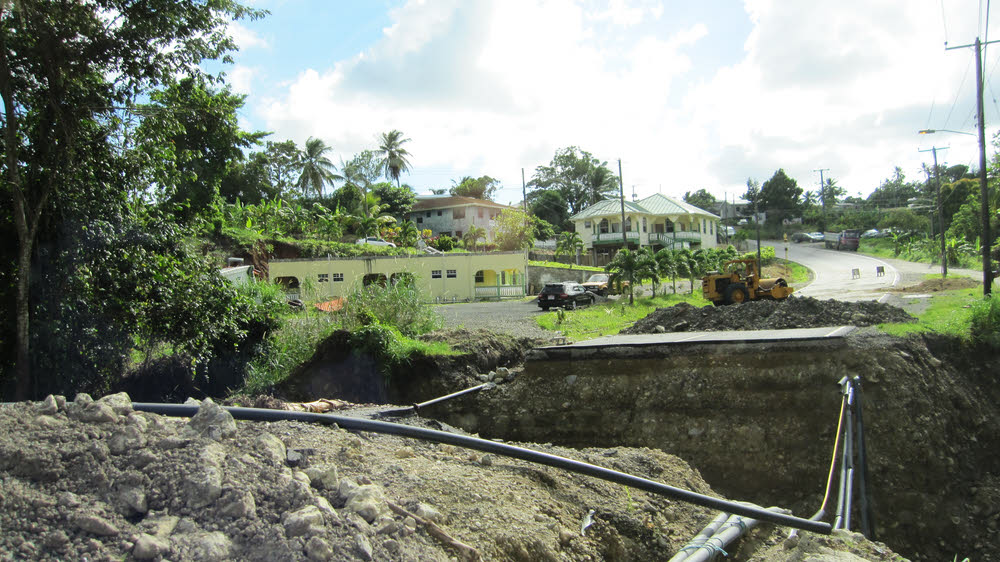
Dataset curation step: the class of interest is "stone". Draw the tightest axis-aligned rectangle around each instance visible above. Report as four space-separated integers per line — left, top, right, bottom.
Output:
414 503 444 523
133 533 169 560
118 485 148 515
174 531 232 562
305 536 333 561
394 447 416 459
71 402 118 424
480 454 494 467
41 530 69 551
219 489 256 518
314 496 342 524
125 412 149 432
184 398 237 441
653 325 666 333
355 534 374 561
34 415 67 429
72 513 119 536
255 433 286 465
98 392 134 415
283 505 326 538
183 444 226 509
108 426 147 455
344 484 388 523
383 538 401 555
57 491 81 508
497 367 510 377
37 395 59 415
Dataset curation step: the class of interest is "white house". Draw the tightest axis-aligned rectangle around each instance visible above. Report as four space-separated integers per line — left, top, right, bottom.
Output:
569 193 720 264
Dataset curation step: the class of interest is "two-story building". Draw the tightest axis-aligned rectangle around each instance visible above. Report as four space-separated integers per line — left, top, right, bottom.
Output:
569 193 720 264
408 196 517 240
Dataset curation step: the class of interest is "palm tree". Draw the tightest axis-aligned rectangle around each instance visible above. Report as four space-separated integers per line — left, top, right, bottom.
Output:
398 220 419 248
297 137 341 198
463 225 486 251
606 248 642 305
377 130 412 187
655 248 678 294
555 231 583 266
586 166 619 205
637 247 660 297
674 249 701 294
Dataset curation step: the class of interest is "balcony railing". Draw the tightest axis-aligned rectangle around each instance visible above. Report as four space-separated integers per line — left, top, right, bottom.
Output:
592 232 641 244
475 285 526 298
649 231 701 243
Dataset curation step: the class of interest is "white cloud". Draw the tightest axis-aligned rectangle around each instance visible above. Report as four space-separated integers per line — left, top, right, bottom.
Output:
254 0 996 203
229 65 256 95
229 22 269 50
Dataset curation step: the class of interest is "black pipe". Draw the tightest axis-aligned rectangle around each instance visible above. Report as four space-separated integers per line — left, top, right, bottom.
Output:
842 385 855 530
853 377 874 540
133 403 832 534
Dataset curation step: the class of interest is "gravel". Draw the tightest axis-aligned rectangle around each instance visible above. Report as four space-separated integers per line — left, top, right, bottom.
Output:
432 300 554 341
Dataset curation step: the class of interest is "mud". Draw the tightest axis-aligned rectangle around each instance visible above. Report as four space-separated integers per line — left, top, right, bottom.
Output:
623 297 915 334
889 276 979 293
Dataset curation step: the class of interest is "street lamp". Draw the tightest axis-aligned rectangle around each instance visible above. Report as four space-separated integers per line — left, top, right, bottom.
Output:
919 129 976 136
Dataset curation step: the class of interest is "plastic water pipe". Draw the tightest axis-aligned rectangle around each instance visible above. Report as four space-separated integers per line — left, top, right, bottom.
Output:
375 382 493 418
668 512 730 562
681 509 788 562
132 402 832 534
853 377 874 539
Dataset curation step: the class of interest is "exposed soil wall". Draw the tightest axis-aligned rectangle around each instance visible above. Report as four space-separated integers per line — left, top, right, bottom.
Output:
433 334 1000 562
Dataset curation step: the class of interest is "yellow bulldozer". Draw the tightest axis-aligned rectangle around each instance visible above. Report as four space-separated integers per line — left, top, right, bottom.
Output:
701 258 794 306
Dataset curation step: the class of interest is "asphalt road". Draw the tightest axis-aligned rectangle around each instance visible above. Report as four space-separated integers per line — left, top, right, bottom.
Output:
757 239 900 301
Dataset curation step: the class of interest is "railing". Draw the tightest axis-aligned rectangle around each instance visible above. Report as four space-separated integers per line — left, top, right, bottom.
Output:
649 231 702 243
475 285 526 298
593 232 640 244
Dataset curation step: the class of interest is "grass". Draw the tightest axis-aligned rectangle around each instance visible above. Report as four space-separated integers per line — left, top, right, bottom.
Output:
536 291 711 341
878 287 981 338
529 260 604 271
775 259 813 284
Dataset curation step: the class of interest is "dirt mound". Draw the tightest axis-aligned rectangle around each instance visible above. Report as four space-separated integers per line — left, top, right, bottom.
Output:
622 297 915 334
0 394 902 561
891 276 979 293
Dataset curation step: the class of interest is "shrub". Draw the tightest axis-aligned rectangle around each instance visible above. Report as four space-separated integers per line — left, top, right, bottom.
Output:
336 277 442 336
433 235 456 251
969 293 1000 349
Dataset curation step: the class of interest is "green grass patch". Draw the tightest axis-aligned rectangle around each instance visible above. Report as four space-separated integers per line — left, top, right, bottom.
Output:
529 260 604 271
878 288 980 338
773 259 812 284
536 292 711 341
241 310 340 395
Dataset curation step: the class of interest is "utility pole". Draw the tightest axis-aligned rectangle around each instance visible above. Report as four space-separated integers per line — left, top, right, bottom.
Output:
813 168 829 215
618 159 626 250
947 37 998 296
919 146 948 278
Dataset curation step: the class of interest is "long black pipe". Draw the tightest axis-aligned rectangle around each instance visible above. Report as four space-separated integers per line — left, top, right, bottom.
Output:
133 403 831 534
853 377 874 539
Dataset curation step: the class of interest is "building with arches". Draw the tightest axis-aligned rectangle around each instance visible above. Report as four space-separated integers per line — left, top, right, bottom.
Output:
269 252 528 302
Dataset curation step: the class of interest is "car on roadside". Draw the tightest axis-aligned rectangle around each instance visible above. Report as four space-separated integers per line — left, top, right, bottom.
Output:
791 232 811 243
807 232 824 242
861 229 880 239
537 282 596 310
355 237 395 247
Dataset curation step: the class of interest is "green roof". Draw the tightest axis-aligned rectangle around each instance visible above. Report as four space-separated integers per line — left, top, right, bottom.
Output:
569 193 719 221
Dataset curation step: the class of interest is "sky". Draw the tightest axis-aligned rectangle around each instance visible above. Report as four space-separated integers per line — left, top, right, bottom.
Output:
222 0 1000 207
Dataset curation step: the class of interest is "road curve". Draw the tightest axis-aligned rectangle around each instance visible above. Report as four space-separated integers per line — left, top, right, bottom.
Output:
756 239 900 302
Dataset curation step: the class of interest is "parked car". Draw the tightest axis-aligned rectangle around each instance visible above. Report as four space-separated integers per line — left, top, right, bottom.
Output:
538 282 596 310
861 229 880 239
791 232 811 243
355 237 395 247
807 232 824 242
582 273 612 295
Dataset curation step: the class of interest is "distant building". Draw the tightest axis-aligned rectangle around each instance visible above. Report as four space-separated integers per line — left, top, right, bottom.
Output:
408 196 517 240
569 193 720 265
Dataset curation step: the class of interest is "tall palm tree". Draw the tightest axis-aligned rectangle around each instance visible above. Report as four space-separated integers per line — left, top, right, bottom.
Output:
377 130 412 187
637 247 660 297
297 137 341 198
606 248 642 305
398 220 419 248
654 248 677 294
555 231 583 266
676 249 701 295
586 166 619 206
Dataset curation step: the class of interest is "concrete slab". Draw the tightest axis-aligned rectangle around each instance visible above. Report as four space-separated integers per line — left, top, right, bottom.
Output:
540 326 856 350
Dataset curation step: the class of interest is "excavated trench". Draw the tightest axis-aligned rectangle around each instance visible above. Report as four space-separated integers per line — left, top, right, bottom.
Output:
409 333 1000 562
273 301 1000 562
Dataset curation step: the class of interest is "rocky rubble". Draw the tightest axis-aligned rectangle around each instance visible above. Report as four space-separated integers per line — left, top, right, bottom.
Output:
0 393 904 561
623 296 915 334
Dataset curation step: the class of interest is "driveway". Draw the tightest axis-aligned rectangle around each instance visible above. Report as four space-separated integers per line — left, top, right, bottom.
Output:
433 299 553 340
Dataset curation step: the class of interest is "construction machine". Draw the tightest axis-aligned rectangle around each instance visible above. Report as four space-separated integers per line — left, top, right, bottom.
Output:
701 258 794 305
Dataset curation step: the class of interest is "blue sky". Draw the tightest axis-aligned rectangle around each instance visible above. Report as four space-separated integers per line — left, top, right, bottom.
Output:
223 0 999 206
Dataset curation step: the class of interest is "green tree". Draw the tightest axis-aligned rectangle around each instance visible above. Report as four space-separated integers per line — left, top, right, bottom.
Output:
529 189 570 232
377 129 412 187
683 189 716 212
450 175 500 200
297 137 341 198
655 248 679 294
758 169 803 225
529 147 618 214
138 76 266 222
0 0 264 399
866 167 921 209
555 231 583 266
372 182 417 219
820 178 846 213
342 150 383 217
492 208 537 251
262 140 302 196
397 220 420 247
636 247 660 297
674 249 701 294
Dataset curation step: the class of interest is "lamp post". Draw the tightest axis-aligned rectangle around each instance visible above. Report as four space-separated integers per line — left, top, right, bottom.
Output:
919 127 991 294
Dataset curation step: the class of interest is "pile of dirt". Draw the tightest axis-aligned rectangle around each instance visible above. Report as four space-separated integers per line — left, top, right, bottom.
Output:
623 297 915 334
890 276 979 293
0 394 902 561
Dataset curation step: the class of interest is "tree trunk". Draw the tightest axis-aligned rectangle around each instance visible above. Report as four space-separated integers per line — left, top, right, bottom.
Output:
14 244 31 399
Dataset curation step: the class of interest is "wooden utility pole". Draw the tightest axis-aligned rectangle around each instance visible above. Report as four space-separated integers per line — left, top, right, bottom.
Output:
618 159 626 250
521 168 527 213
947 37 998 296
919 146 948 278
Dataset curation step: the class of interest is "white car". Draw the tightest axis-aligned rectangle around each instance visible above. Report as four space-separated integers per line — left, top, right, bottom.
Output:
355 237 396 247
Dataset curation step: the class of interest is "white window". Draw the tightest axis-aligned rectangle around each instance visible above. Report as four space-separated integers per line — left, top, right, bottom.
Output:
333 273 344 282
318 274 329 283
446 270 457 278
431 270 442 279
584 220 591 228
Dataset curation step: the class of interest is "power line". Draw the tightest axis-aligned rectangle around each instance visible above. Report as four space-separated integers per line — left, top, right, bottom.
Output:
943 58 973 129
